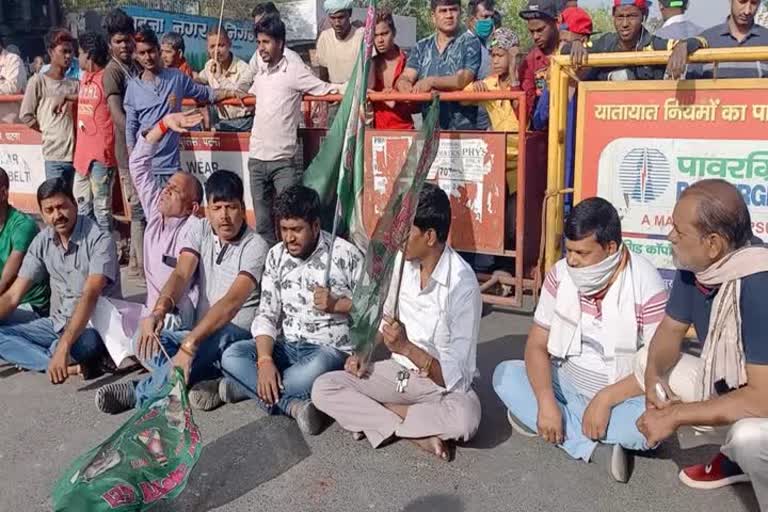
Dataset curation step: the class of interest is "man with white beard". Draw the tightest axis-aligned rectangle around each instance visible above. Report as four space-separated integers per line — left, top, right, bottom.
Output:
493 197 667 483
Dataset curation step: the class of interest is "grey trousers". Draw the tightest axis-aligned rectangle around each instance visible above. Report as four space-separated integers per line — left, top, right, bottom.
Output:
247 158 300 245
634 346 768 509
312 359 481 449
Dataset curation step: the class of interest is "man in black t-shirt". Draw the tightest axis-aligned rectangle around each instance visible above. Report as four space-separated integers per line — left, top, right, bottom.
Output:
636 179 768 508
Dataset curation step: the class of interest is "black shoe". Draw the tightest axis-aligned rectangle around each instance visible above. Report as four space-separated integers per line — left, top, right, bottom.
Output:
95 381 137 414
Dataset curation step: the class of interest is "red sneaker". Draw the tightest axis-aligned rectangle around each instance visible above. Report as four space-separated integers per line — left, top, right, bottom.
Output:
679 453 751 490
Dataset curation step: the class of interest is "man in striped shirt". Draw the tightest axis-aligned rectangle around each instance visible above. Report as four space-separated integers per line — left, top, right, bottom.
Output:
493 198 667 483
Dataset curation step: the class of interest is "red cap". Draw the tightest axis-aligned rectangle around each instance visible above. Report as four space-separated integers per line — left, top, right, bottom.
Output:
560 7 593 36
612 0 649 9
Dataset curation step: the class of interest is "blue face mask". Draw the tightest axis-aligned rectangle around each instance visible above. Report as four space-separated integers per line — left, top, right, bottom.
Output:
475 18 494 39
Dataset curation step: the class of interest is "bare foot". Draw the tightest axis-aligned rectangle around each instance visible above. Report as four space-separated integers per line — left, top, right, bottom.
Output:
410 436 450 462
67 364 82 376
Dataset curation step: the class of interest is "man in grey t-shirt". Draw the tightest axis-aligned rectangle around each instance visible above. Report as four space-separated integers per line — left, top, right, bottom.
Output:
0 178 121 384
96 170 269 414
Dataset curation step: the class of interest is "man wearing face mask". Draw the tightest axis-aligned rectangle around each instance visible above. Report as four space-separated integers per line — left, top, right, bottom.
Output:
466 0 496 130
635 180 768 502
493 198 667 482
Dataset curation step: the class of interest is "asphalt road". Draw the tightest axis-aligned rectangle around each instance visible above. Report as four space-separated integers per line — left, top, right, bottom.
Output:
0 271 758 512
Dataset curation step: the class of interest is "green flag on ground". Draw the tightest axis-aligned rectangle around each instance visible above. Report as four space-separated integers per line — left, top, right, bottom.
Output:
302 0 377 250
52 369 202 511
350 96 442 356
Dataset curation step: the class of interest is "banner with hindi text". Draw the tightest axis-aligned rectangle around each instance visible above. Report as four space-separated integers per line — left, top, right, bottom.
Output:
575 80 768 286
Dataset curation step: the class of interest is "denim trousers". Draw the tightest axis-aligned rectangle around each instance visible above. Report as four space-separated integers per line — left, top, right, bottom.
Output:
74 161 116 232
133 323 251 407
0 317 103 372
247 158 300 245
221 338 348 416
44 161 75 188
492 360 649 461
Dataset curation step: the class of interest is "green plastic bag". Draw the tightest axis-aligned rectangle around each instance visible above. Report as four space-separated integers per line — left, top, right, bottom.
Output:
52 369 203 511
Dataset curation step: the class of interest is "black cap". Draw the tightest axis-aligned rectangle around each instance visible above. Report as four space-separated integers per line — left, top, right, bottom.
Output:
519 0 560 21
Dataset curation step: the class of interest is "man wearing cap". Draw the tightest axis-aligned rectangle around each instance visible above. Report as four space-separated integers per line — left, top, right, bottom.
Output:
559 6 593 45
565 0 707 82
654 0 703 40
694 0 768 79
396 0 482 130
518 0 562 118
316 0 364 86
532 6 591 215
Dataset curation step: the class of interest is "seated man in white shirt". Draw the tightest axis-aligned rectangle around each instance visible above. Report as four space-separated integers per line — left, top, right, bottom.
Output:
492 197 668 482
192 185 364 434
312 184 482 461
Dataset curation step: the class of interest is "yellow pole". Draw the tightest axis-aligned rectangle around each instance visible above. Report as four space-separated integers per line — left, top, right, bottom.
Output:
544 59 570 271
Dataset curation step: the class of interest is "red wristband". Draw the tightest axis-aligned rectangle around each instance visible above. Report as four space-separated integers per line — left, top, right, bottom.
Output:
158 119 169 135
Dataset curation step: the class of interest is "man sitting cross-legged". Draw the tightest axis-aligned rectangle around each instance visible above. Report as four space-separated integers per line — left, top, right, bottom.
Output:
312 184 482 461
190 185 363 434
95 170 269 413
493 197 667 482
0 178 121 383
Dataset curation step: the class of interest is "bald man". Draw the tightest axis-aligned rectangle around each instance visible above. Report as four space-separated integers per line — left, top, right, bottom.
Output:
634 179 768 506
130 111 205 332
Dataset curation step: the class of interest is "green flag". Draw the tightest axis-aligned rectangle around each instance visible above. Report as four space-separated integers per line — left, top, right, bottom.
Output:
350 96 442 356
52 369 202 511
302 0 377 249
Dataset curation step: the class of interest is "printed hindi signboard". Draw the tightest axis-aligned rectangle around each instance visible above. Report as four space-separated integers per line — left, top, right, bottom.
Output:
123 6 257 72
575 80 768 285
364 130 507 255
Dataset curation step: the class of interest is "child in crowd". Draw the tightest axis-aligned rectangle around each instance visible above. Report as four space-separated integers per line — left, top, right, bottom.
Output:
465 28 522 247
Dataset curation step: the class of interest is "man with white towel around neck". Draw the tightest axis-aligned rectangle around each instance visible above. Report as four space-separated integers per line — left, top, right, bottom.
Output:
493 197 667 483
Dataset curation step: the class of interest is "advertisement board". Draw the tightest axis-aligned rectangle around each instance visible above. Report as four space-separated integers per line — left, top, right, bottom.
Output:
575 80 768 285
364 130 507 255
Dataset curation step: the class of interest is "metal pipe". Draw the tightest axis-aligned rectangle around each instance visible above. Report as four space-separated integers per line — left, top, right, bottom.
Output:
552 47 768 67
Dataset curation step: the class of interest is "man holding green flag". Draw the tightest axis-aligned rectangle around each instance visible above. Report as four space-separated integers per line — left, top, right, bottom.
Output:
312 184 483 461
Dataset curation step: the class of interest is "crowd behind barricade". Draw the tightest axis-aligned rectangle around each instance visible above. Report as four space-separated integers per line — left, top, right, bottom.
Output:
0 0 767 508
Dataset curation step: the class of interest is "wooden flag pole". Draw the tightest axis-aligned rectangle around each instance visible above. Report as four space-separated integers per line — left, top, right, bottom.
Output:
214 0 226 78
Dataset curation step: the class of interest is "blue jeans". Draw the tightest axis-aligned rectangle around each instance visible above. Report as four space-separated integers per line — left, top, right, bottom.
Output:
0 317 103 372
0 304 40 326
221 339 348 416
74 161 116 232
492 360 649 461
134 323 251 407
214 115 254 132
44 161 75 186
